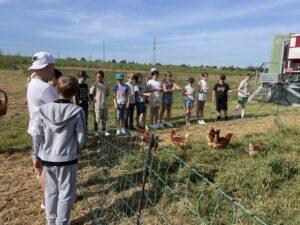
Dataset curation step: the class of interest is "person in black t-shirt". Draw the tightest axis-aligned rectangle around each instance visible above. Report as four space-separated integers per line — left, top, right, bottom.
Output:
212 74 233 121
76 71 90 127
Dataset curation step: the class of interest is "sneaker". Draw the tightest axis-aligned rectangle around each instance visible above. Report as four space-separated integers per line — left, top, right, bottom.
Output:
116 129 122 135
104 131 110 136
224 116 229 121
121 128 127 134
149 124 156 129
216 116 222 121
241 116 246 120
165 122 173 127
157 123 164 129
232 109 237 119
201 120 206 124
185 122 191 126
41 204 45 210
94 131 100 137
232 112 237 119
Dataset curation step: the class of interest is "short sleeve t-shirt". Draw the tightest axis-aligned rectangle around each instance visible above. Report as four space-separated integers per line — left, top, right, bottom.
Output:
27 78 59 133
126 82 136 104
136 84 146 103
146 79 162 98
76 83 89 109
89 81 109 109
184 85 195 100
114 83 130 105
199 79 209 93
213 82 230 100
238 80 250 98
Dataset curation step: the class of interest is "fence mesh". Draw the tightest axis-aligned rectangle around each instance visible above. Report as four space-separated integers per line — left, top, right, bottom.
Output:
78 127 268 225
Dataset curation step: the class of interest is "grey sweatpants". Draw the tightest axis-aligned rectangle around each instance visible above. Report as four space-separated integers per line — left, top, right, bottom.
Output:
44 164 77 225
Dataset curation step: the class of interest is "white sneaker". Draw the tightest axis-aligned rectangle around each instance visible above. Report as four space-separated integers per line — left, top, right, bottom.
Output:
201 120 206 124
166 122 173 127
104 131 110 136
116 129 121 135
197 120 202 125
41 204 45 210
121 128 127 134
157 123 164 129
149 124 156 129
186 122 191 126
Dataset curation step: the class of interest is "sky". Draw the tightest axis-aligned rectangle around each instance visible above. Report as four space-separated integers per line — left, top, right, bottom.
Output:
0 0 300 67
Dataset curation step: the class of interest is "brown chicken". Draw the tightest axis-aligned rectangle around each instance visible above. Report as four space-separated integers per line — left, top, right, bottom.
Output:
249 139 262 156
135 126 146 135
206 127 216 147
212 129 233 149
139 126 160 149
169 128 189 148
139 126 150 145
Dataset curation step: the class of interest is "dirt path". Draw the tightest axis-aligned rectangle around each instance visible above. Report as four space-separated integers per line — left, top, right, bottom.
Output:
0 148 91 225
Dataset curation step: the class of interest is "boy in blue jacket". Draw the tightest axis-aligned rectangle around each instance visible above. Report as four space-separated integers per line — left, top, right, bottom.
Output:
33 76 87 225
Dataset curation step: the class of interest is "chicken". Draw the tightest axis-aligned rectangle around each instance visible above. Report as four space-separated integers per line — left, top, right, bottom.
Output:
140 129 150 144
249 139 262 156
169 128 189 148
135 126 146 135
206 127 216 147
139 126 160 149
212 129 233 149
213 128 221 143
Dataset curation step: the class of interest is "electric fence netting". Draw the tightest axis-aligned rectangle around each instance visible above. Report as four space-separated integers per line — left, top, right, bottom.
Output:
78 126 268 225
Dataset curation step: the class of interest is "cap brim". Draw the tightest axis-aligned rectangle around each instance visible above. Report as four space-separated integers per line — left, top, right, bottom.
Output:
28 63 48 70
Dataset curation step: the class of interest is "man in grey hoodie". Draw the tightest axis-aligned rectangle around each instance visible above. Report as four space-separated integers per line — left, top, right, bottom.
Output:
32 76 87 225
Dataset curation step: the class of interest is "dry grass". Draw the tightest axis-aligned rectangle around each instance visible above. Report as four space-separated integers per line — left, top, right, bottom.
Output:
0 69 299 224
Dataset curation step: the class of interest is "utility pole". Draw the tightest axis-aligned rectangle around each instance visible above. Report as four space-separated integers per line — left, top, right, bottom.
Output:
152 36 157 65
102 41 105 62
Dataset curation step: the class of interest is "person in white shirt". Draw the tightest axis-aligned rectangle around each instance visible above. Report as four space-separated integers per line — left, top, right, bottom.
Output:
196 72 209 124
27 51 58 210
146 70 163 129
182 77 195 126
233 74 252 119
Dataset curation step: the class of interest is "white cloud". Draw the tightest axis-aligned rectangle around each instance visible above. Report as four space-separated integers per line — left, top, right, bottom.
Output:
36 0 298 43
16 0 300 65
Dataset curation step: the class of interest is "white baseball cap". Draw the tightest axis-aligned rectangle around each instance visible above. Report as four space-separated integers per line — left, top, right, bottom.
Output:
28 51 55 70
150 68 157 73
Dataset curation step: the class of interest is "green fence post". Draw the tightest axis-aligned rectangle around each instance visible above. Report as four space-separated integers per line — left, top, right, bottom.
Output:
137 134 155 225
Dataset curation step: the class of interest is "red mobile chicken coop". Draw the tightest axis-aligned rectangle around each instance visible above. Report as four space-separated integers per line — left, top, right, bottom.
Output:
249 34 300 106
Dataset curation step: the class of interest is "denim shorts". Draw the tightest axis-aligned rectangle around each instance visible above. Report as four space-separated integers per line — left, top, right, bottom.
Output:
184 97 194 108
116 104 127 121
162 93 173 105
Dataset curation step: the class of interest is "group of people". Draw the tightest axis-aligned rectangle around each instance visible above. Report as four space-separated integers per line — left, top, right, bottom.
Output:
25 51 252 225
79 67 252 135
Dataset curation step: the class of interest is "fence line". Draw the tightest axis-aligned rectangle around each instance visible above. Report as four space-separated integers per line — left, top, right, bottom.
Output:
78 126 268 225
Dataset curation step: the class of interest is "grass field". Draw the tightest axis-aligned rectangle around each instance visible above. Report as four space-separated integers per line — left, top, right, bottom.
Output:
0 68 299 225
